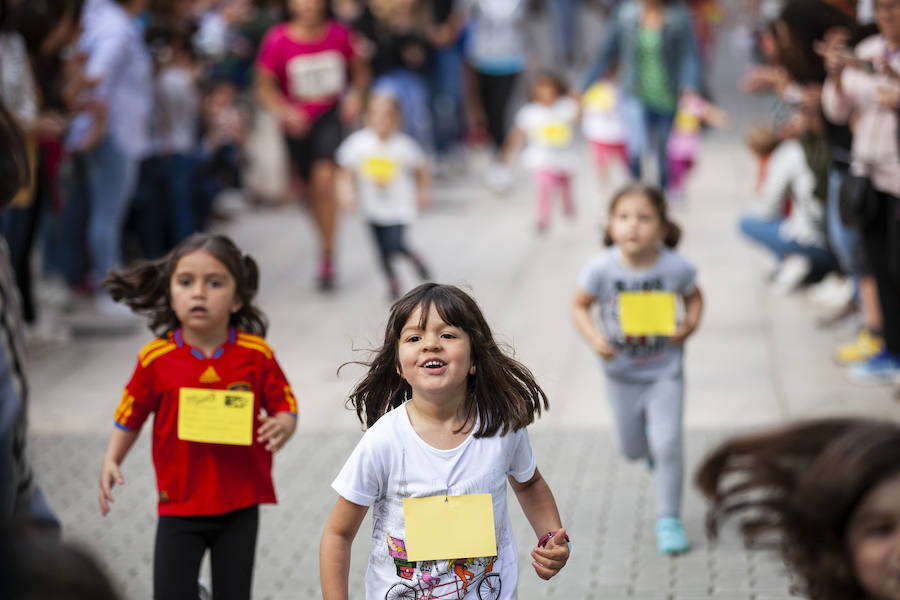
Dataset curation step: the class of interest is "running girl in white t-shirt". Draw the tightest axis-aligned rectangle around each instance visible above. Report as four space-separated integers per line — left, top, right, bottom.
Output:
336 93 431 300
581 80 628 185
501 71 580 232
320 283 569 600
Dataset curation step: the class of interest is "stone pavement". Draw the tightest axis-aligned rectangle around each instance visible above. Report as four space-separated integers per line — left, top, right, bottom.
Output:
22 10 900 600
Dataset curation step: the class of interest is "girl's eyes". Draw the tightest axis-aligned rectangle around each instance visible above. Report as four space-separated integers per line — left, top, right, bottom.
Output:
441 333 456 339
406 335 422 342
865 522 896 537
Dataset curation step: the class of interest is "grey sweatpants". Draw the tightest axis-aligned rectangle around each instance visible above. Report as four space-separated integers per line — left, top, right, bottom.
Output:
605 371 684 519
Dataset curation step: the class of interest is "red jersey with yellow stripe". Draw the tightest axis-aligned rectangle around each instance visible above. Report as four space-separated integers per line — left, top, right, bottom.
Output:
115 327 298 516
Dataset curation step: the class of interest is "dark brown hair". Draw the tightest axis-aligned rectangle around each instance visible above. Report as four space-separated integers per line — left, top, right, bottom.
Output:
695 418 900 600
343 283 548 437
103 233 267 337
531 70 569 100
603 183 681 248
0 523 121 600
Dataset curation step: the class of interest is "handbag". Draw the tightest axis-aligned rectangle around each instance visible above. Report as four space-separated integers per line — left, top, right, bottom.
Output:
838 167 880 228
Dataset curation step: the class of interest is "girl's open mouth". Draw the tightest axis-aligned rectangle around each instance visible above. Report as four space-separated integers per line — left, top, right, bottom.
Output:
422 359 447 371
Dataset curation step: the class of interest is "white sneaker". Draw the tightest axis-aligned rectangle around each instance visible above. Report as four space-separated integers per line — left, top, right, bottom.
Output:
807 274 854 310
772 254 812 294
485 163 513 194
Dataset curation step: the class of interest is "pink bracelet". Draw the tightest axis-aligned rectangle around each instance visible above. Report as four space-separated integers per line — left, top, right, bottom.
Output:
537 531 570 548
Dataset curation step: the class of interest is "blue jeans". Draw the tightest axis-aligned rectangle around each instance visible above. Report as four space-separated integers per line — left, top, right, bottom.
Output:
548 0 579 64
60 136 138 284
620 95 675 189
429 45 465 156
739 215 836 274
131 154 198 258
374 70 434 154
826 168 863 275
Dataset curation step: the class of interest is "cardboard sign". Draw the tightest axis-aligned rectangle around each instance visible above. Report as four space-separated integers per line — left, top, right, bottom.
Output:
584 83 615 112
402 494 497 561
362 156 398 186
619 291 677 336
538 123 572 147
177 388 254 446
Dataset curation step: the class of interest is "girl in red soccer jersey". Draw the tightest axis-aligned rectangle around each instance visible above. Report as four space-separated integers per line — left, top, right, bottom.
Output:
255 0 370 291
96 233 298 600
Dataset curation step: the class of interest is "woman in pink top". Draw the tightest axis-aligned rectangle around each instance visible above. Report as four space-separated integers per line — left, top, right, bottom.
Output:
256 0 369 290
821 0 900 383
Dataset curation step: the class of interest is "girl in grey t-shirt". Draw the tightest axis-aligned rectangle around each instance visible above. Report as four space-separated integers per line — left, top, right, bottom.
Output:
572 183 703 555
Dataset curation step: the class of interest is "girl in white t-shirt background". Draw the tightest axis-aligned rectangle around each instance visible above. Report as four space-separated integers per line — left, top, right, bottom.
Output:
336 92 431 299
581 80 628 186
320 283 569 600
501 72 580 233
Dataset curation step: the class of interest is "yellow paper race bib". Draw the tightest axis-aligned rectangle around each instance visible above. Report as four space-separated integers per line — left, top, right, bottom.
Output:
402 494 497 561
674 111 701 134
362 156 398 186
177 388 254 446
619 291 677 336
584 83 615 112
538 123 572 147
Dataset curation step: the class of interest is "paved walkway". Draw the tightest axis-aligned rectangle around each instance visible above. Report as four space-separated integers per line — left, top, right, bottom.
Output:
23 10 900 600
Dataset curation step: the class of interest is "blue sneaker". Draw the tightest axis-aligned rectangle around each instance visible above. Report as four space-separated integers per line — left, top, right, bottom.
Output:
847 351 900 385
656 517 690 555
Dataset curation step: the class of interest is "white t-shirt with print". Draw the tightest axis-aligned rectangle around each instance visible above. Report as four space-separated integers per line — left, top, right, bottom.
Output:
336 128 426 226
332 403 537 600
515 97 579 174
581 82 625 144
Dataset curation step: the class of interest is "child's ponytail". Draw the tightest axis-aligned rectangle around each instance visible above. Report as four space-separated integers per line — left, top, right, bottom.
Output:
663 219 681 249
104 258 173 335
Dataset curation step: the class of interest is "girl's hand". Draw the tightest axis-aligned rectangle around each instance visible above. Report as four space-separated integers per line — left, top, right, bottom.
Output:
594 338 616 360
98 458 124 516
281 105 310 137
257 410 297 452
531 528 569 580
670 323 696 345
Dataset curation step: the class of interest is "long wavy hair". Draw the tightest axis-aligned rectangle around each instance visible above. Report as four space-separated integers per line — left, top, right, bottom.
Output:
103 233 268 338
344 283 549 437
695 418 900 600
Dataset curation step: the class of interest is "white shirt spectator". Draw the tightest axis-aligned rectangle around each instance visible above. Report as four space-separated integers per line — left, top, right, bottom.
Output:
753 138 826 247
152 65 199 155
822 34 900 197
69 0 152 158
0 33 37 128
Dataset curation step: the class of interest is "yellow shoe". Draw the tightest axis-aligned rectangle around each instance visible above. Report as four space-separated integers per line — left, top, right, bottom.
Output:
835 329 884 365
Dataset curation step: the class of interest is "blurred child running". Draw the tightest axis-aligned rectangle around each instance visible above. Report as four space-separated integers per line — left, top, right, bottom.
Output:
665 92 729 202
97 233 298 600
502 71 580 233
336 92 432 299
571 183 703 555
581 80 628 186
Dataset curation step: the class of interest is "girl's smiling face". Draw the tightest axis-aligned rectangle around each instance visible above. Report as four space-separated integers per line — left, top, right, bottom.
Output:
397 303 473 403
169 249 242 339
608 192 666 259
847 472 900 600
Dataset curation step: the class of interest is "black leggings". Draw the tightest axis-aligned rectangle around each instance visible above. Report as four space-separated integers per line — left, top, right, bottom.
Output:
369 223 428 282
154 505 259 600
862 190 900 355
476 71 519 150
